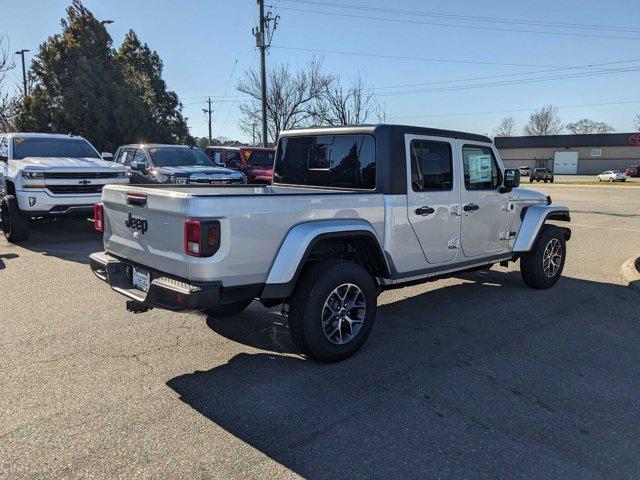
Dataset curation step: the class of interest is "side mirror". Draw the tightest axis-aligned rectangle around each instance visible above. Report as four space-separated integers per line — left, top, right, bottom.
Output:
501 168 521 192
130 160 148 172
101 152 114 161
0 154 7 162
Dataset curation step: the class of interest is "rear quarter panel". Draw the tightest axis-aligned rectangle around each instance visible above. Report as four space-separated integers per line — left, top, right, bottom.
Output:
186 193 386 286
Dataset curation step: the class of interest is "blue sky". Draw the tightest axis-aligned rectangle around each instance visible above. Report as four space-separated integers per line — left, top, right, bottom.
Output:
2 0 640 142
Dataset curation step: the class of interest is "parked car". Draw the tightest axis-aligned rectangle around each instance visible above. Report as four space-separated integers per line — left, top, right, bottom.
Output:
597 170 627 182
205 146 275 184
90 125 571 363
530 168 554 183
113 144 246 185
518 166 532 176
0 132 128 242
625 165 639 177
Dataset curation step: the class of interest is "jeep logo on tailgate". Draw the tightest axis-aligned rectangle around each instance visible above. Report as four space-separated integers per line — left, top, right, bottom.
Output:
125 212 148 234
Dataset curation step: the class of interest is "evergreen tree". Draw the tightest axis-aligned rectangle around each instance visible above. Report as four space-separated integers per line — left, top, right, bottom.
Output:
15 1 149 151
117 30 191 144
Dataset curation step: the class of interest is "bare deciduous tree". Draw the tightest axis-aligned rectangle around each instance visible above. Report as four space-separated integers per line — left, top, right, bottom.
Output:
312 74 377 126
493 116 517 137
237 58 333 145
0 35 18 132
523 105 563 136
634 113 640 132
566 118 614 135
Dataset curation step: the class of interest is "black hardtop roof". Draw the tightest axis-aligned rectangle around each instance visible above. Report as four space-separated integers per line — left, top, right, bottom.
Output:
279 124 491 143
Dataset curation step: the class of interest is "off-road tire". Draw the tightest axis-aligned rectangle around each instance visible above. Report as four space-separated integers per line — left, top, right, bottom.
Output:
520 225 566 289
1 195 30 242
288 260 377 362
202 300 253 317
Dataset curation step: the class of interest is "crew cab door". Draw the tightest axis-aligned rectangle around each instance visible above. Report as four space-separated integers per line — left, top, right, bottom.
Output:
459 143 509 258
405 135 461 264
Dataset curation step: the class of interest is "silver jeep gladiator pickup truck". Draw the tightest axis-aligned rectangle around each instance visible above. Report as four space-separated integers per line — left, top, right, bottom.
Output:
90 125 571 362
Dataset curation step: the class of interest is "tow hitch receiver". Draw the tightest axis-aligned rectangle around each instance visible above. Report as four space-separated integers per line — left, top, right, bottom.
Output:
126 300 151 314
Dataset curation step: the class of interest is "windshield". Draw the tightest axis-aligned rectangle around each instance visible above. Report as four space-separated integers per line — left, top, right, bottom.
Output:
13 137 100 159
243 149 275 167
147 147 214 167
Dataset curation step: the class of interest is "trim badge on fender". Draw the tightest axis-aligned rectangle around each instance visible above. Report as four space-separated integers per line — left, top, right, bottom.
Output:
125 212 148 234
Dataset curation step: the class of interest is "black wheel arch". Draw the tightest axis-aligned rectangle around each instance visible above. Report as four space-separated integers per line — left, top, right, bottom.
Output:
260 230 390 300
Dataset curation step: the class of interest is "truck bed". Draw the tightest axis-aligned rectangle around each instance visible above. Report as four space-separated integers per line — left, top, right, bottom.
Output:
100 183 388 286
115 184 363 196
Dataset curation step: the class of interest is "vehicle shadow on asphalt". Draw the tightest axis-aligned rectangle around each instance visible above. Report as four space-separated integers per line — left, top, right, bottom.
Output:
0 252 19 270
1 218 102 265
168 270 640 479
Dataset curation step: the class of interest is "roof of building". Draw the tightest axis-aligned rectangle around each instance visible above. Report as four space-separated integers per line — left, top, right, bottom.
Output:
495 132 640 149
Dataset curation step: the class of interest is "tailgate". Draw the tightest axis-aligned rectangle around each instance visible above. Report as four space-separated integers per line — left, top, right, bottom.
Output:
102 186 190 278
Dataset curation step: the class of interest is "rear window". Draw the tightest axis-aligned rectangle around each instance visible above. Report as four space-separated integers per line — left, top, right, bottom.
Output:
13 137 100 159
274 134 375 189
243 149 274 167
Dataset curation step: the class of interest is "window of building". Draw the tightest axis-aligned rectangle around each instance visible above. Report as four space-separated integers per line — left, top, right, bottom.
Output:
591 148 602 157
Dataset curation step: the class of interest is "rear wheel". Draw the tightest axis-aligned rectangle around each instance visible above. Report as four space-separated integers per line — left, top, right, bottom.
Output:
1 195 30 242
288 260 377 362
520 225 566 289
202 299 253 317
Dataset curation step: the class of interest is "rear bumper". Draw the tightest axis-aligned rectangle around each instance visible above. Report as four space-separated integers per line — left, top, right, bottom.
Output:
89 251 221 311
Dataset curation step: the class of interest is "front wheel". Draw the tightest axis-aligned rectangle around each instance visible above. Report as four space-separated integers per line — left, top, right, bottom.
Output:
520 225 566 289
1 195 30 242
288 260 377 362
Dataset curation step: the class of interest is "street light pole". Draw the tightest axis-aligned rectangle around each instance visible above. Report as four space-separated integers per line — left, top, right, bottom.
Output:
14 49 30 98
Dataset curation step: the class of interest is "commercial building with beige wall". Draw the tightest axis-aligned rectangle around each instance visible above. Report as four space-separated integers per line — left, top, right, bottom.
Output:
495 133 640 175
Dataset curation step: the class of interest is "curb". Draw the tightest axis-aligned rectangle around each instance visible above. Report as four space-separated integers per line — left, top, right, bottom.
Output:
622 257 640 293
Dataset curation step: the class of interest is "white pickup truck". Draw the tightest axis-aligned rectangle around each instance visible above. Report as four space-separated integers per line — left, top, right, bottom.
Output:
90 125 571 362
0 133 128 241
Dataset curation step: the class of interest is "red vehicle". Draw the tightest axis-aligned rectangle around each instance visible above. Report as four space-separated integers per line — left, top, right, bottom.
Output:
205 146 275 184
626 165 639 177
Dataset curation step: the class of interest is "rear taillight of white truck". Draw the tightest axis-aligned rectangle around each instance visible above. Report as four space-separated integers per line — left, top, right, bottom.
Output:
184 220 220 257
94 203 104 232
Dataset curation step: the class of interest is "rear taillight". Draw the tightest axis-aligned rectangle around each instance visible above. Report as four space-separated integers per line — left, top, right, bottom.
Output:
185 221 201 256
184 220 220 257
94 203 104 232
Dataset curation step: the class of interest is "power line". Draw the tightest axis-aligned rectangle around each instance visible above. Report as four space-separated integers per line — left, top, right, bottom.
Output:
390 99 640 121
277 0 640 34
374 66 640 97
272 6 640 41
272 45 615 69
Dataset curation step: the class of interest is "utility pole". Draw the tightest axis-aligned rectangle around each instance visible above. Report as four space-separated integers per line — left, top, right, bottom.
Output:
202 97 213 146
254 1 279 147
14 49 30 98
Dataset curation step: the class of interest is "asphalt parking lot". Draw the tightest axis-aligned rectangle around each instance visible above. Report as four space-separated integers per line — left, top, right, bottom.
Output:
1 183 639 479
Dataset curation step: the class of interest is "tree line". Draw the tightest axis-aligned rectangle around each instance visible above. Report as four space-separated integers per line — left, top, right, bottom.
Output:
494 105 640 138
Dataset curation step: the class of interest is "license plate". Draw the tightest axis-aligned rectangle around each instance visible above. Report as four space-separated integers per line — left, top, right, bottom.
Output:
132 266 150 292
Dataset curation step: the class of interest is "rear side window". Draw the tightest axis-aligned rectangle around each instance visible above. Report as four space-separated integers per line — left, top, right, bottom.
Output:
274 134 375 189
410 140 453 191
462 145 500 190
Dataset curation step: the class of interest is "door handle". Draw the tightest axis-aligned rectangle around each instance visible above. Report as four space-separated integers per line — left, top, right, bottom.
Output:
463 204 480 212
415 206 435 216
